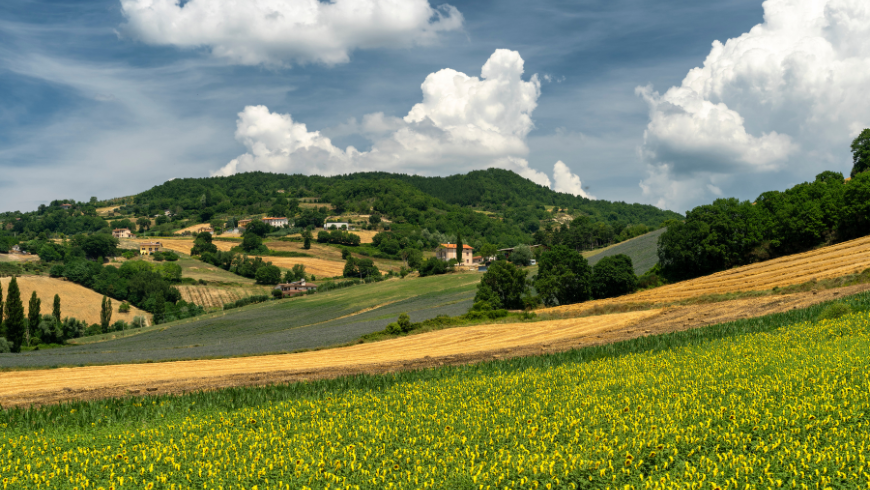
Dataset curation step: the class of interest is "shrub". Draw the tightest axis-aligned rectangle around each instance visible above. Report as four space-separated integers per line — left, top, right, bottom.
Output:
49 264 65 278
591 254 638 300
119 302 131 313
272 288 284 299
419 257 448 277
818 302 851 321
131 316 147 329
0 337 10 353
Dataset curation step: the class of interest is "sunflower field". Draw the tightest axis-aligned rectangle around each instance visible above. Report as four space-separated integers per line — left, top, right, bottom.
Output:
2 297 870 489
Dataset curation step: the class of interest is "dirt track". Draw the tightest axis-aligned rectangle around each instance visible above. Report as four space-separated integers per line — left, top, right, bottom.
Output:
2 284 864 408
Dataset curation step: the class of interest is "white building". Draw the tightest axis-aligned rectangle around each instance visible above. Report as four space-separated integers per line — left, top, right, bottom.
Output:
262 217 290 227
325 222 351 230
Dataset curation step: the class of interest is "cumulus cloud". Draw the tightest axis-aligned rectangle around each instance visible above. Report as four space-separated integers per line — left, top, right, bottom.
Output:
119 0 463 66
637 0 870 211
552 160 593 199
214 49 590 195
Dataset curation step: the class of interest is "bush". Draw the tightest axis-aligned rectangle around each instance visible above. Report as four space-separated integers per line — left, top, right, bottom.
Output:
818 302 852 321
119 301 131 313
223 294 271 310
508 244 533 267
111 320 129 332
272 288 284 299
131 316 147 329
0 337 10 354
122 250 137 259
419 257 448 277
49 264 65 278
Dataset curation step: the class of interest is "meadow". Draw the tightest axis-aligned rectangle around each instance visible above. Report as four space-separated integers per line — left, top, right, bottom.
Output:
3 293 870 489
0 273 479 368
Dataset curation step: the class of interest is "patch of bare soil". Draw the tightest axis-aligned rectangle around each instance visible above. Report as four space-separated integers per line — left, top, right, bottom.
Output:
1 284 864 408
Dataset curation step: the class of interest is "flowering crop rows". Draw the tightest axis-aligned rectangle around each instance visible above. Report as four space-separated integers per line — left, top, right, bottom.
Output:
3 307 870 489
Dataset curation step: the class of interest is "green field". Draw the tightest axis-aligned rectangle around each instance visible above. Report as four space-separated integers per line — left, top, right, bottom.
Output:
586 227 665 275
4 292 869 488
0 272 480 368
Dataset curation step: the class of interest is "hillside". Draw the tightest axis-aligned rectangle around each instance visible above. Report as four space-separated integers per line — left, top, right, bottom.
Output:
0 276 150 326
584 227 665 275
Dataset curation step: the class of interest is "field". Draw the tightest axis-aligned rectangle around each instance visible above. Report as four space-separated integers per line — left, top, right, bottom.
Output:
157 238 236 254
559 233 870 315
0 273 480 369
3 293 870 488
0 276 150 325
584 227 665 275
95 206 119 216
265 239 402 276
173 223 215 235
177 285 272 308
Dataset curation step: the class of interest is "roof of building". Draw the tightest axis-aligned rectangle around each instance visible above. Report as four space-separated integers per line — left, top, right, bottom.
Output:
262 217 287 221
440 243 473 250
113 228 131 232
139 242 162 246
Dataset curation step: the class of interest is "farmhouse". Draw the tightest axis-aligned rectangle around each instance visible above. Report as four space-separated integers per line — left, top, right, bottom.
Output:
274 279 318 297
237 219 252 230
325 222 351 230
60 204 72 209
262 217 289 227
436 243 474 266
112 228 133 239
139 242 162 256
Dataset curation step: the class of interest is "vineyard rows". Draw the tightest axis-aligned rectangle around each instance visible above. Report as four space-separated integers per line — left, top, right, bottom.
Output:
178 285 271 309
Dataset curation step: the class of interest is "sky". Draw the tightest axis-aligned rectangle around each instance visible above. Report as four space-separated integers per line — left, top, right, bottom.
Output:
1 0 868 215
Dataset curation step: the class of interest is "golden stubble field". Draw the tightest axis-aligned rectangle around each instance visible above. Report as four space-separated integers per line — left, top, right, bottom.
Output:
177 285 273 309
0 276 151 326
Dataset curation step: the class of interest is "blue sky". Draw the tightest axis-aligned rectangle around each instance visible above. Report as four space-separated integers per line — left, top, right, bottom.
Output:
1 0 867 214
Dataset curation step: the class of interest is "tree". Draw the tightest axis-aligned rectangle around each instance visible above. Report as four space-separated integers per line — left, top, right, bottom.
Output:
474 260 528 310
52 294 61 324
255 264 282 285
241 233 264 253
591 254 638 299
284 264 306 283
509 244 533 266
5 278 25 352
478 242 498 264
160 263 183 283
245 219 272 238
0 279 4 333
80 234 120 259
343 257 358 278
850 129 870 177
369 212 382 227
190 232 218 256
456 233 463 263
136 217 151 232
100 296 112 334
303 236 311 250
534 245 592 307
27 291 41 347
153 293 165 325
418 257 448 277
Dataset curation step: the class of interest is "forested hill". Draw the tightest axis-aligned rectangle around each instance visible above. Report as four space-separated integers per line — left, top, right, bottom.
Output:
134 169 680 228
345 169 682 226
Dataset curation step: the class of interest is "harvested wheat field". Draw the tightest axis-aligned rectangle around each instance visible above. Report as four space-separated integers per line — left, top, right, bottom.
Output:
173 223 216 235
158 238 235 255
178 285 273 308
551 234 870 316
95 206 120 216
256 256 346 277
0 276 150 326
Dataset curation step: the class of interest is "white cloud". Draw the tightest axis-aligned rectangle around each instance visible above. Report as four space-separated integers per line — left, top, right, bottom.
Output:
552 160 593 199
215 49 590 193
119 0 463 66
637 0 870 211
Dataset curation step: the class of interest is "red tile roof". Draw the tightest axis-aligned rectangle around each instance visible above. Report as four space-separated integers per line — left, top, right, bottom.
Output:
440 243 473 249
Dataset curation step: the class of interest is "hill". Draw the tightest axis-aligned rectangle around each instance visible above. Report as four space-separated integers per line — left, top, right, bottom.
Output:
584 227 665 275
0 276 150 326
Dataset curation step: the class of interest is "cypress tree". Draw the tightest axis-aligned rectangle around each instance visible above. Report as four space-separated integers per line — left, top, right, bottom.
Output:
100 296 112 333
154 293 165 325
27 291 40 347
53 294 61 324
0 279 4 336
5 277 25 353
455 233 463 263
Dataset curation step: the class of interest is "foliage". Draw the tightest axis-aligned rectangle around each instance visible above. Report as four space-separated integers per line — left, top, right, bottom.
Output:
316 229 361 246
254 264 282 285
508 244 533 266
591 254 638 299
283 264 306 283
244 219 272 238
474 260 528 310
223 294 272 311
342 257 381 279
190 232 218 256
534 245 592 307
418 257 449 277
850 128 870 177
100 296 112 334
4 277 25 352
27 291 41 345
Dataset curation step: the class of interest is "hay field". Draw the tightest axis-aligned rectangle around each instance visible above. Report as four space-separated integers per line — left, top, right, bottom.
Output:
95 206 119 216
553 234 870 315
177 285 272 309
158 238 235 254
266 239 401 273
173 223 214 235
256 256 346 277
0 276 150 325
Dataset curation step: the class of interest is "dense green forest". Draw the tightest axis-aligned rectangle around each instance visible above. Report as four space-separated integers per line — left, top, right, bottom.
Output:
122 170 681 248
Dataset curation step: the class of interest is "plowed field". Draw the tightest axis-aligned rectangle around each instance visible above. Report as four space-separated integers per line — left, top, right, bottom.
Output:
551 234 870 315
178 285 272 308
0 276 150 326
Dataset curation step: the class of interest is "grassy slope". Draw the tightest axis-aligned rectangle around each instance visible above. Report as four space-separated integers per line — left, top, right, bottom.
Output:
585 227 665 275
3 292 867 489
1 272 480 368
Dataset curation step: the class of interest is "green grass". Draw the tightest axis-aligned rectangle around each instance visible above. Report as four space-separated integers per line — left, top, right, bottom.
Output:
3 292 870 489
